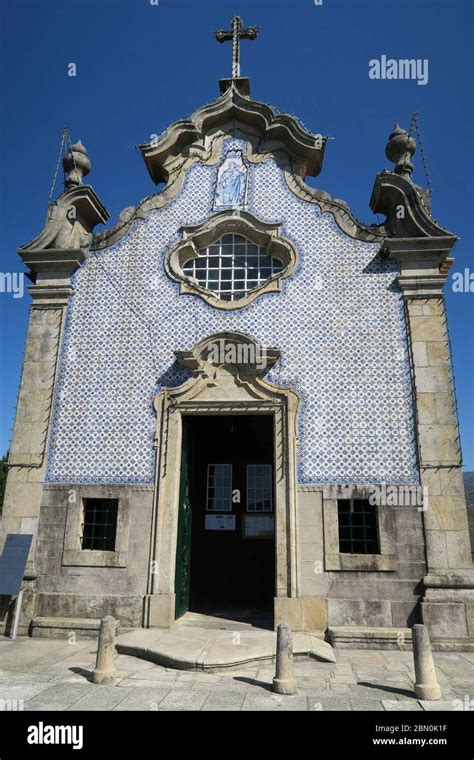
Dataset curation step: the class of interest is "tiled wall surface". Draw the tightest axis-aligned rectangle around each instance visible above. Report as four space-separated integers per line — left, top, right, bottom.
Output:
46 139 418 486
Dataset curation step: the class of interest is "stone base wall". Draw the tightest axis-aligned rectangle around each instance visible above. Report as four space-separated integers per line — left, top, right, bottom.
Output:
34 592 143 629
4 480 472 644
0 484 155 635
296 485 426 631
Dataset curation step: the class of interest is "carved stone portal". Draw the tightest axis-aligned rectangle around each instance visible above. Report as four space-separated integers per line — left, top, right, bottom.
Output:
144 331 300 629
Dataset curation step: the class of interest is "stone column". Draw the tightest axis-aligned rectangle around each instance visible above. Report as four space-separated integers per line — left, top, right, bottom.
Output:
1 282 74 634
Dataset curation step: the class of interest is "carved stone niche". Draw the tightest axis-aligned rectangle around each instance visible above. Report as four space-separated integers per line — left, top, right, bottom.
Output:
165 210 298 310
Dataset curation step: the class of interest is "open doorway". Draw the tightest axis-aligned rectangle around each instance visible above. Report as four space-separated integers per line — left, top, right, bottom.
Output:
174 415 275 626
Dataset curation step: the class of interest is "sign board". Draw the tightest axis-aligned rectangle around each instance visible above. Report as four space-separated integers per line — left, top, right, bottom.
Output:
205 515 236 531
0 534 33 595
243 514 274 539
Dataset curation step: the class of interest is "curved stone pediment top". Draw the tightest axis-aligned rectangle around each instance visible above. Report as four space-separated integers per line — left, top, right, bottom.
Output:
175 331 280 381
93 130 385 252
139 81 327 185
155 331 298 412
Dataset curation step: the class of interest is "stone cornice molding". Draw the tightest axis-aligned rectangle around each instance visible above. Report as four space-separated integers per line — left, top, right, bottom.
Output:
382 236 458 295
165 210 298 310
396 274 448 298
20 249 87 276
285 174 386 242
423 572 474 590
396 274 446 298
382 236 458 260
27 284 75 307
139 81 327 185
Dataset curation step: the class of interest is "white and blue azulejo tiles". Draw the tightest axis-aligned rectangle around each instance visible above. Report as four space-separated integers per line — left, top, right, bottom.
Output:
45 138 418 485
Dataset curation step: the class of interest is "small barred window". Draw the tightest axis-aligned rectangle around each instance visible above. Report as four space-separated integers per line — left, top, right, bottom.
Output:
337 499 380 555
81 498 118 551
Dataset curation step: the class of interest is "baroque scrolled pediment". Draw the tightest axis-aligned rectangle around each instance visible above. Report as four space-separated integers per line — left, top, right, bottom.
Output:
139 81 327 185
155 331 299 411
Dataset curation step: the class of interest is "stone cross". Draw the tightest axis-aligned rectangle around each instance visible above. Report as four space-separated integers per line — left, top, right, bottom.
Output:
214 15 259 79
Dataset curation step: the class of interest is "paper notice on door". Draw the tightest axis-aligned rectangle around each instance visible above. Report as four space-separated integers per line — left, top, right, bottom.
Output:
205 514 236 531
243 514 274 538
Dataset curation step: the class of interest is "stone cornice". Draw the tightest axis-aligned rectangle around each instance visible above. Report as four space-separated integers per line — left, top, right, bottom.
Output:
27 284 75 307
139 81 327 184
20 249 87 276
396 274 448 298
382 236 458 260
383 237 458 295
286 174 386 242
423 572 474 590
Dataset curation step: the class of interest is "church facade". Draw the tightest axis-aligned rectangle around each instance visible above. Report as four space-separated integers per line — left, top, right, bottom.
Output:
2 19 473 647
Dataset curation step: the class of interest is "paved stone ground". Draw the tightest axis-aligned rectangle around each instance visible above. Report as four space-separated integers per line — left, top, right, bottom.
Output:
0 636 473 711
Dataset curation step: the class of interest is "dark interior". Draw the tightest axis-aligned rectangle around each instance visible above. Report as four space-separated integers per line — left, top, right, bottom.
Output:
185 414 275 617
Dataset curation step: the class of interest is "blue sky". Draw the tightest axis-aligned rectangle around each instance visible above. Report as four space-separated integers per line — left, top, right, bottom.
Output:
1 0 473 467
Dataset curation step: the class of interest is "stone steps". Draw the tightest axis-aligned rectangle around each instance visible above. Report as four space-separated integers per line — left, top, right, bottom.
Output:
116 627 336 671
328 626 474 651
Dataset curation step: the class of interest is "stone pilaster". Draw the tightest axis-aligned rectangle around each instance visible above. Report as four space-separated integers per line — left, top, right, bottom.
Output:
1 166 108 635
384 236 473 643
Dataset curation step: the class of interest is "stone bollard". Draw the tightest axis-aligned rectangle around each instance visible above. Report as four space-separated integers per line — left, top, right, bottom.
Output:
272 623 297 695
92 616 118 685
412 624 441 701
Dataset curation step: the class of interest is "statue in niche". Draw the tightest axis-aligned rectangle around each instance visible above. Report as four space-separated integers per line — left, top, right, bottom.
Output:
214 151 247 208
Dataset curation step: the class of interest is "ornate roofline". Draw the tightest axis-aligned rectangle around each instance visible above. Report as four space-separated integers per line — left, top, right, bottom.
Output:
138 80 327 184
370 170 455 239
285 174 386 242
93 128 385 251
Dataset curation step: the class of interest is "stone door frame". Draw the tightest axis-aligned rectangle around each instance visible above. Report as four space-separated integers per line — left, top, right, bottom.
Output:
143 332 300 628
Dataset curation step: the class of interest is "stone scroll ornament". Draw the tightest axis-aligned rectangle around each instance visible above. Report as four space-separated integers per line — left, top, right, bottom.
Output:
214 150 247 209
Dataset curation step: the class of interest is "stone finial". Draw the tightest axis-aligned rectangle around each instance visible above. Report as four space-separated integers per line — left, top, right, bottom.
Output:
385 123 416 179
62 139 91 189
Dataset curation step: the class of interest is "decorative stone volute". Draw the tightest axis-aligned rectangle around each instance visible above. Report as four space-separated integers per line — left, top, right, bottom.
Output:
370 123 452 242
62 140 92 189
385 123 416 179
18 136 109 302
